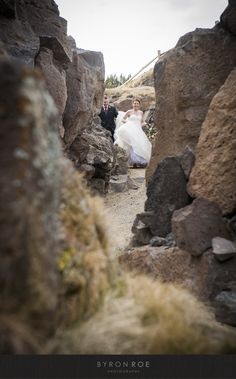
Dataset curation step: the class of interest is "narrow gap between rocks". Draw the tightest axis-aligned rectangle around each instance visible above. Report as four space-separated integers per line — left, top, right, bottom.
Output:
104 168 146 253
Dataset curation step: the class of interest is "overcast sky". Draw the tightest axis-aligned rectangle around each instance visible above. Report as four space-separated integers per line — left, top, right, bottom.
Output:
56 0 228 78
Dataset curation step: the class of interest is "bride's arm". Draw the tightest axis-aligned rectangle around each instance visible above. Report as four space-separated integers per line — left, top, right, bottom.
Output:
122 110 130 123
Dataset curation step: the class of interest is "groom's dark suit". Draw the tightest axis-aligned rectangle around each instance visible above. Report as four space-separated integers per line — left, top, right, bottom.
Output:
99 105 118 141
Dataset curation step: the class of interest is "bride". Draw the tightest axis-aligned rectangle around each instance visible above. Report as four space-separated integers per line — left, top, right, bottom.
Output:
114 98 152 167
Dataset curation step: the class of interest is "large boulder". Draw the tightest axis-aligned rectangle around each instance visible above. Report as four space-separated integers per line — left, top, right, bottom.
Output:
188 69 236 215
132 154 191 245
63 48 105 147
0 59 62 346
172 198 231 256
144 156 190 237
0 0 72 138
147 27 236 181
68 124 114 194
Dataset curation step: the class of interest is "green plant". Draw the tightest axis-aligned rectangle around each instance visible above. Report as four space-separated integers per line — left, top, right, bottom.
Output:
105 73 131 88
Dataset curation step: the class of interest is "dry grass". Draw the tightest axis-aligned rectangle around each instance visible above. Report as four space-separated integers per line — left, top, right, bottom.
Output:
55 274 236 354
58 161 115 324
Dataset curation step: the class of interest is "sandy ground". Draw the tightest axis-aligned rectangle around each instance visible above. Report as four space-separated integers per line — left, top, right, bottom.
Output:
104 168 147 253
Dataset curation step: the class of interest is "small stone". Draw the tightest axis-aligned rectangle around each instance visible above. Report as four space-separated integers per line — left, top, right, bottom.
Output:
165 232 176 247
149 236 166 247
212 237 236 262
131 214 153 246
127 176 138 190
109 175 128 192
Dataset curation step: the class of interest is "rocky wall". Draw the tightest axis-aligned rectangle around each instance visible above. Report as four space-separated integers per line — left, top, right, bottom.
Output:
146 22 236 181
0 0 113 194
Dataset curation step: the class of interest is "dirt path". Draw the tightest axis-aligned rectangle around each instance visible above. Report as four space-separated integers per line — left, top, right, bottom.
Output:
104 168 147 253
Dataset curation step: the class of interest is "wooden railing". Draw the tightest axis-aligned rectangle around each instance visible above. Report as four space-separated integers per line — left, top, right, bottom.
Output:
119 50 163 88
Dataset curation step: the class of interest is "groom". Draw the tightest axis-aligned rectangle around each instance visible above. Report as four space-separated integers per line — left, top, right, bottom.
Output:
99 95 118 142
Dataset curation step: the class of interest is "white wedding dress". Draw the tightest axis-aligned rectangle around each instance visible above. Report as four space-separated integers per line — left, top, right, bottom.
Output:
114 111 152 166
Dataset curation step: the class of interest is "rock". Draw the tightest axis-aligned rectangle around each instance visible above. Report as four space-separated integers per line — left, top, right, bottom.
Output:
220 1 236 35
127 175 138 190
19 0 72 64
143 107 155 126
79 164 95 180
212 237 236 262
228 214 236 234
147 27 236 181
0 0 73 67
0 39 8 57
133 175 145 184
132 212 155 246
109 173 138 193
202 250 236 304
0 4 39 66
0 0 73 119
69 125 114 194
172 198 231 256
111 145 129 175
165 233 177 247
0 59 62 341
188 69 236 215
90 178 107 195
179 146 195 180
149 233 176 247
63 48 105 147
214 291 236 326
109 175 128 192
119 246 188 281
39 36 72 68
144 156 190 237
149 236 167 247
35 47 67 136
0 0 110 195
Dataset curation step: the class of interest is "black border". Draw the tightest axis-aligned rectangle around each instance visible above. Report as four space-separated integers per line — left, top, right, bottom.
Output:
0 355 236 379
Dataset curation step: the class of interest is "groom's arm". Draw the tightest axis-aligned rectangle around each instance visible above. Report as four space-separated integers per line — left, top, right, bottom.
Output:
113 107 118 118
